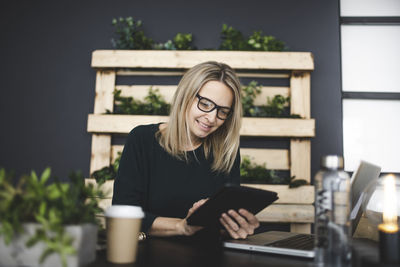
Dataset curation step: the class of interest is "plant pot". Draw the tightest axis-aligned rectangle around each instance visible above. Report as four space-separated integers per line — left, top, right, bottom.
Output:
0 223 97 267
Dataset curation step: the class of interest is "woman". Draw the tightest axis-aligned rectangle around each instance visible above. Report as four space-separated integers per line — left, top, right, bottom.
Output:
112 61 259 239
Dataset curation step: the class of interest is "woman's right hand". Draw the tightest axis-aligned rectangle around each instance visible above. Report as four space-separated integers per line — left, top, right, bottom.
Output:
179 198 208 236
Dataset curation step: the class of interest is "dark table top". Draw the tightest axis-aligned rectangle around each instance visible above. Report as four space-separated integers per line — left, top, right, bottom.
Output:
89 235 387 267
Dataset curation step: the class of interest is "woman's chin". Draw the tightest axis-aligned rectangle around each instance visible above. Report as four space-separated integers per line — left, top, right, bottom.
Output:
193 128 212 139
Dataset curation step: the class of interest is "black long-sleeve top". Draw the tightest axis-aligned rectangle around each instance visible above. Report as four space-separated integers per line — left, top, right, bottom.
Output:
112 123 240 233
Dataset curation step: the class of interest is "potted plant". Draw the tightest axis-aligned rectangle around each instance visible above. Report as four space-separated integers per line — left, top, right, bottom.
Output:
0 167 104 267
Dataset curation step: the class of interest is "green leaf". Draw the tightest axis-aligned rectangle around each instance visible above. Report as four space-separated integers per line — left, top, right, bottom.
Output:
31 170 38 183
39 202 47 216
47 184 61 199
62 245 77 255
289 179 309 188
0 221 14 245
49 208 61 225
39 247 56 264
60 183 70 193
0 168 6 184
40 168 51 185
26 234 41 247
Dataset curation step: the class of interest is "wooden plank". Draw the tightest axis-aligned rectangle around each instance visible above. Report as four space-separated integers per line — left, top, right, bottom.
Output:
111 145 124 163
241 118 315 137
116 85 289 106
97 198 112 212
94 200 314 224
240 148 289 170
290 139 311 182
96 215 106 228
242 184 314 204
87 114 315 137
94 70 116 114
85 178 313 205
87 114 168 134
290 71 311 118
256 204 314 223
290 223 311 234
90 134 112 175
92 50 314 70
112 145 289 170
117 70 290 79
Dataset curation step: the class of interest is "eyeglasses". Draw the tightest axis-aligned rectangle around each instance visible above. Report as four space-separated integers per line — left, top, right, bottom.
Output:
196 94 232 120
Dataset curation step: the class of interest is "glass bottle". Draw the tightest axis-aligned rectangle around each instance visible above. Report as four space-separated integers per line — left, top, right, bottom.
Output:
314 155 351 267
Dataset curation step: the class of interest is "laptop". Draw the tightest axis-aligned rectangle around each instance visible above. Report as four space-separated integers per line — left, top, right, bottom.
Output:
223 160 381 258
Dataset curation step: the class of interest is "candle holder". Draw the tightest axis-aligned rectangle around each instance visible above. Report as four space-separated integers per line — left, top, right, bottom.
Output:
367 174 400 265
359 175 400 240
378 223 400 264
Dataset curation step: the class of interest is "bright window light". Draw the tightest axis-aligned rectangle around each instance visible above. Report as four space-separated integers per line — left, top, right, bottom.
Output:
341 25 400 93
343 99 400 172
340 0 400 16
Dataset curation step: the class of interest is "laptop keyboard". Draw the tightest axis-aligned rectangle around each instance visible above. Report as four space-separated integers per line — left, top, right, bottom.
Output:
267 234 315 250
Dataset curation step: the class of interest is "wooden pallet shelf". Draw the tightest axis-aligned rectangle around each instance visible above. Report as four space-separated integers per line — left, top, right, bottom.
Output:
87 50 315 233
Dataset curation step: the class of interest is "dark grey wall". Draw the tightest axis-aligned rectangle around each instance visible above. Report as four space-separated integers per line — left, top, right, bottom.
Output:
0 0 342 180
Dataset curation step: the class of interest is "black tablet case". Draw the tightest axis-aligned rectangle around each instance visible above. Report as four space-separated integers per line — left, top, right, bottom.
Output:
187 184 279 227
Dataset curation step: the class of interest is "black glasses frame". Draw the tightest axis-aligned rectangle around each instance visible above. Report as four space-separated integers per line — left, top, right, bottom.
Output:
195 94 232 120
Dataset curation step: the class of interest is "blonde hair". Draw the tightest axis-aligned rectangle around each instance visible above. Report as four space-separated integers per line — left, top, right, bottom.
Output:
158 61 242 174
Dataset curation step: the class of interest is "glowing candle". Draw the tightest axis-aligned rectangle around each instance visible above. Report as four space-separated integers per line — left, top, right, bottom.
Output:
378 174 399 264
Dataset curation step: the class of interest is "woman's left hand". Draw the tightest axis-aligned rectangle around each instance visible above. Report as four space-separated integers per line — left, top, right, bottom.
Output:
219 209 260 239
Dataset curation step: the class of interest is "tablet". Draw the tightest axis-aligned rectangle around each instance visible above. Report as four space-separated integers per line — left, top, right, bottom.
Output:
186 184 278 227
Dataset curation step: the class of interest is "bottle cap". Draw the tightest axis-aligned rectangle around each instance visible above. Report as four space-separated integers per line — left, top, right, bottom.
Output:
321 155 344 169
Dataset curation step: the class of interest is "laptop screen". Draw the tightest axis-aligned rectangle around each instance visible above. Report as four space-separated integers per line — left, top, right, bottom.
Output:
350 160 381 235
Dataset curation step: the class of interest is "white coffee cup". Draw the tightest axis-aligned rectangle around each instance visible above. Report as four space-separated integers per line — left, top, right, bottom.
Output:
105 205 144 264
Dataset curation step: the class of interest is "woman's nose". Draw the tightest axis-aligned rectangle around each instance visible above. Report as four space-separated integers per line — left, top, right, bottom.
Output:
205 109 218 122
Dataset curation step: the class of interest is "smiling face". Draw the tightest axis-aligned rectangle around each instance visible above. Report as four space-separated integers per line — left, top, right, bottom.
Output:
187 80 234 145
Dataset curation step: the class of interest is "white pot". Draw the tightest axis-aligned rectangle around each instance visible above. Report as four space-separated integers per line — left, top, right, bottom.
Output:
0 223 97 267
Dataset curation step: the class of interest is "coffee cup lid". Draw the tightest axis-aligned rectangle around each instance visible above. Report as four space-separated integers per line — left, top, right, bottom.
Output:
105 205 144 218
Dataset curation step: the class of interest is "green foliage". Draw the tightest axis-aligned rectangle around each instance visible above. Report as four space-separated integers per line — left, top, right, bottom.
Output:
241 81 301 118
220 24 286 51
255 95 295 118
241 81 262 116
153 33 195 50
173 33 195 50
240 157 309 188
0 167 104 267
288 176 309 188
111 17 195 51
111 17 154 49
247 31 285 51
108 87 170 115
109 18 288 51
219 24 249 51
91 152 121 184
240 156 286 184
153 40 176 50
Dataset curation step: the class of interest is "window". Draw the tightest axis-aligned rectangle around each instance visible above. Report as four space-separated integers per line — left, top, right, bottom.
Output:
340 0 400 172
341 25 400 93
343 99 400 172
